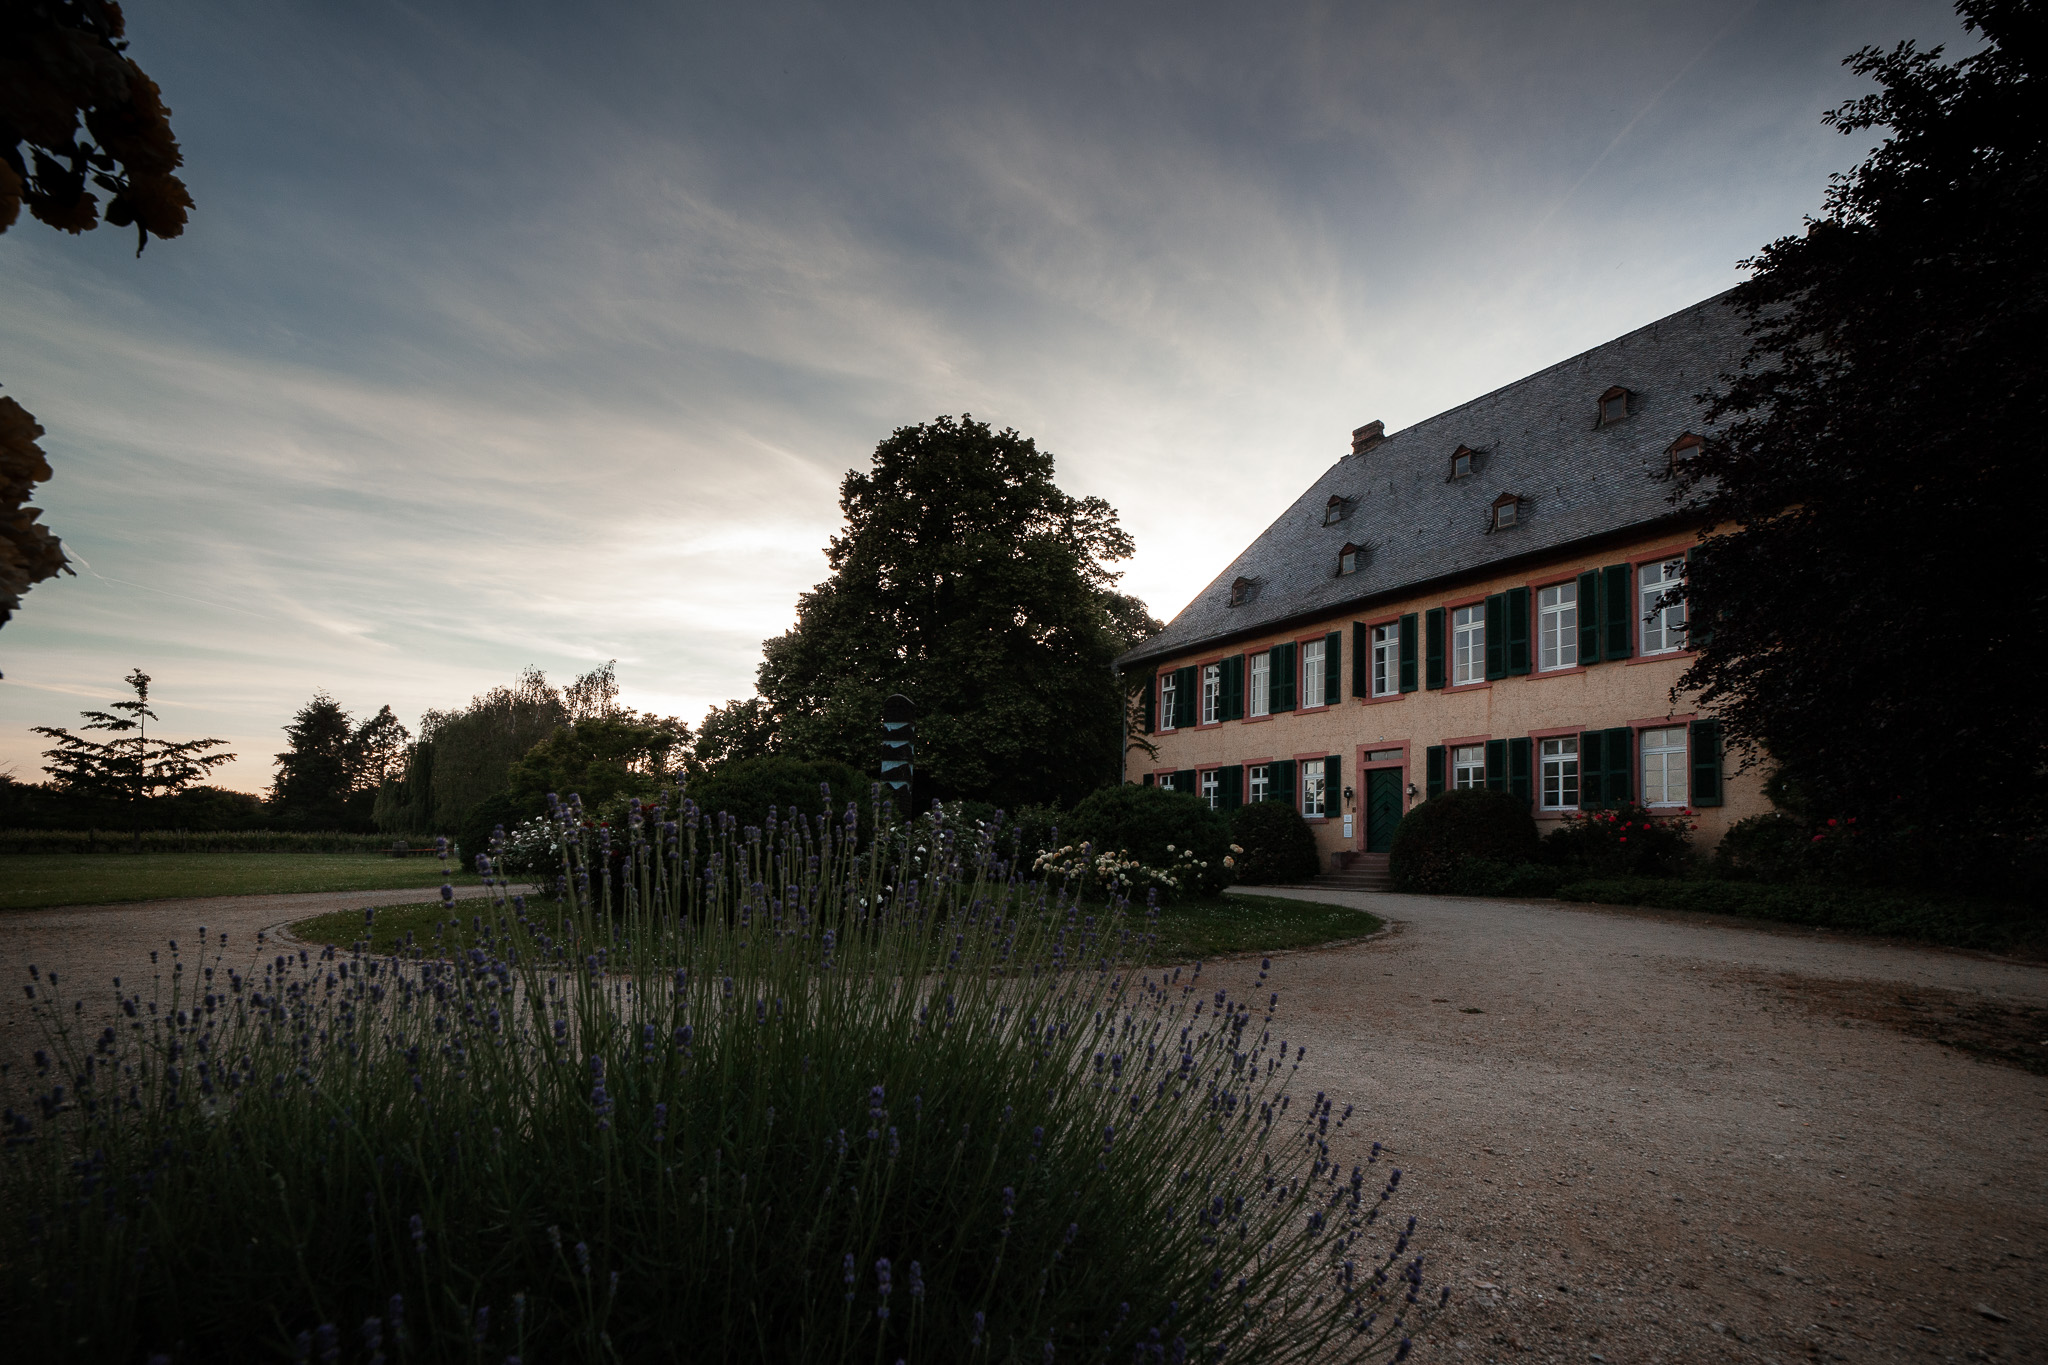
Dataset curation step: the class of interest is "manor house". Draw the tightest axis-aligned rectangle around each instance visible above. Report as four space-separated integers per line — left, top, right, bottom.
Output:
1115 293 1768 874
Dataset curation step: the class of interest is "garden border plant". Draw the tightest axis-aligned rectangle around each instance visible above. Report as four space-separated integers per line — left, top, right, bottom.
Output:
2 790 1443 1362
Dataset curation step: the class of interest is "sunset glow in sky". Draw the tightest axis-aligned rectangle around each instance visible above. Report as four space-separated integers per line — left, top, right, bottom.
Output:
0 0 1970 791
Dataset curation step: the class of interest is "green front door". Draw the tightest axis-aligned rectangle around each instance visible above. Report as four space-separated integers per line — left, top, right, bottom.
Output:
1365 768 1402 853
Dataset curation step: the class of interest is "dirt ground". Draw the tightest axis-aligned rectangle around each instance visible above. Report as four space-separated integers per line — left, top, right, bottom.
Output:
1213 889 2048 1364
3 885 2043 1363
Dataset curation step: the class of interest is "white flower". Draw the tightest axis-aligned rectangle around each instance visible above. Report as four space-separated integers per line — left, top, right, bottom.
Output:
1223 856 1235 868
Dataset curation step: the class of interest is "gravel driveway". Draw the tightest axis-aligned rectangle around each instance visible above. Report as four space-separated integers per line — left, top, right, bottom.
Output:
5 885 2043 1362
1218 888 2048 1364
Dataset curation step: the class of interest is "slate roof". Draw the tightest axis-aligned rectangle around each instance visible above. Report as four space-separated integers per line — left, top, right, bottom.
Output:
1116 291 1748 670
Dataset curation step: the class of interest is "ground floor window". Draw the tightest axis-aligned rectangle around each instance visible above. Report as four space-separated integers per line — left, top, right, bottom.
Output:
1248 764 1269 803
1301 758 1327 817
1540 736 1579 810
1641 726 1688 806
1199 769 1220 809
1452 744 1485 790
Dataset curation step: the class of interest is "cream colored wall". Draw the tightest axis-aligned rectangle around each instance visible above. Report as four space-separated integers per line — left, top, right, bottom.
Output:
1129 529 1770 868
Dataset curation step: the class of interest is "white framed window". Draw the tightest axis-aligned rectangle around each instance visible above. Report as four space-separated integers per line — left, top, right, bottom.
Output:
1157 673 1176 731
1200 663 1221 725
1640 559 1687 655
1301 758 1327 817
1371 623 1399 697
1539 736 1579 810
1301 639 1326 708
1538 582 1578 671
1248 764 1269 803
1451 605 1485 685
1199 769 1220 809
1641 727 1688 806
1452 744 1485 790
1248 653 1270 717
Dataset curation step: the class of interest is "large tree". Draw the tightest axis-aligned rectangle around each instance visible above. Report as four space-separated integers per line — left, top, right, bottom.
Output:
33 667 231 800
1675 0 2045 885
756 414 1159 809
2 0 193 633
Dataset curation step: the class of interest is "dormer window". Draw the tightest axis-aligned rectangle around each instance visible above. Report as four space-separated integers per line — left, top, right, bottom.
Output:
1490 493 1522 530
1228 576 1255 607
1323 495 1353 525
1337 543 1366 575
1598 386 1632 426
1666 431 1704 472
1448 445 1478 481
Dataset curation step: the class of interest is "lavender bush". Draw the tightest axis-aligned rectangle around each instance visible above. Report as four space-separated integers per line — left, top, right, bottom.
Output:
1 792 1442 1362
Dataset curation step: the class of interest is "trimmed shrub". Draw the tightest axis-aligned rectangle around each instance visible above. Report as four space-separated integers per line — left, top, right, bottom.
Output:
1710 811 1810 882
1006 802 1067 865
1388 790 1538 894
1445 857 1567 899
1541 803 1697 878
1228 800 1319 885
686 755 869 829
1062 783 1234 900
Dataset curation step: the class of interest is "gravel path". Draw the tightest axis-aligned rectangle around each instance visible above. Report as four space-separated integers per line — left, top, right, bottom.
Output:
1215 889 2048 1364
0 885 493 1081
5 885 2043 1362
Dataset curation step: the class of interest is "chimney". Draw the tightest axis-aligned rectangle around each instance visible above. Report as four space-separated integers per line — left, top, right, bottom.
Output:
1350 420 1385 456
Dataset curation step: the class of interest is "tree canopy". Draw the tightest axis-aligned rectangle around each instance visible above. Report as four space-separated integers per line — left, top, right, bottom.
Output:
32 667 231 800
755 414 1159 809
1676 0 2046 886
270 694 411 830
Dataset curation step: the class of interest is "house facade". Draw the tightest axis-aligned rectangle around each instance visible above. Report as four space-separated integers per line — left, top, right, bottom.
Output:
1114 293 1769 866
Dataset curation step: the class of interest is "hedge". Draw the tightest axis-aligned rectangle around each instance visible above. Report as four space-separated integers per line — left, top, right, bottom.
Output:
1554 876 2040 953
0 829 412 855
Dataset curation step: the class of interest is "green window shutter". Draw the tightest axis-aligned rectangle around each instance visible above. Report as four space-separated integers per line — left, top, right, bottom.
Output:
1579 729 1604 806
1690 719 1723 807
1484 594 1506 680
1603 727 1634 805
1508 736 1532 804
1222 654 1244 721
1173 769 1197 794
1602 564 1633 661
1505 586 1531 675
1142 671 1157 733
1324 632 1341 704
1425 608 1446 690
1425 745 1445 798
1143 772 1155 787
1270 759 1296 808
1398 613 1419 693
1351 622 1368 698
1484 738 1508 792
1174 666 1198 729
1220 764 1243 809
1326 753 1341 810
1577 570 1602 666
1270 643 1296 712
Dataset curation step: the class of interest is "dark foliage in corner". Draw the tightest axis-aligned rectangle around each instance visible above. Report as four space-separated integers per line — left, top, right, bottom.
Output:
756 415 1160 809
1673 0 2047 894
1062 783 1234 901
1228 800 1319 886
1387 790 1538 894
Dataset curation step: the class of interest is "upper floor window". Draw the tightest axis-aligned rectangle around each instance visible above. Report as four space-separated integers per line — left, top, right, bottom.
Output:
1597 386 1631 426
1157 673 1177 730
1324 495 1353 526
1667 432 1704 473
1538 581 1578 671
1301 638 1327 707
1199 768 1221 809
1370 622 1400 698
1248 763 1270 803
1200 663 1221 725
1641 727 1688 806
1540 736 1580 810
1491 493 1521 530
1640 559 1687 654
1338 543 1365 575
1451 604 1485 685
1452 744 1485 790
1248 653 1271 717
1448 445 1477 480
1229 576 1255 607
1301 758 1327 817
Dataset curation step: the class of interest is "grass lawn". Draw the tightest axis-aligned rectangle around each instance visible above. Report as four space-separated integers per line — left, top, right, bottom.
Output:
0 853 484 912
290 890 1383 959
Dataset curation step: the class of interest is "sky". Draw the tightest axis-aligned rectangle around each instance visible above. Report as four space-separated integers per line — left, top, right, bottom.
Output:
0 0 1972 793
